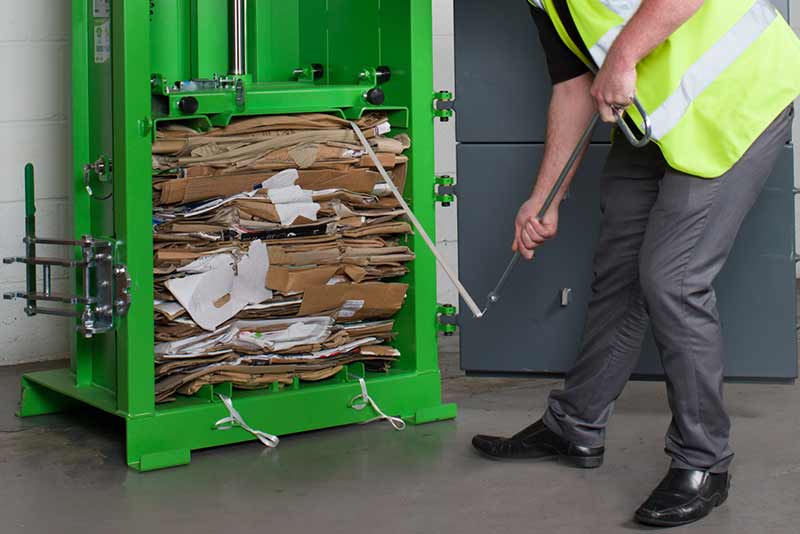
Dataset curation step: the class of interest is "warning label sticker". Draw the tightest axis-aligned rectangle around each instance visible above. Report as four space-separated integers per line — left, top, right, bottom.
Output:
94 21 110 64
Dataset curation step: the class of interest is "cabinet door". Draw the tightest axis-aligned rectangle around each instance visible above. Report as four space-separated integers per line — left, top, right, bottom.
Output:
453 0 611 144
457 144 606 373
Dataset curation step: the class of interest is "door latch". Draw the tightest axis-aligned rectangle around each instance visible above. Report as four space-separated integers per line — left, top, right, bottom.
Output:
83 155 113 200
3 164 131 338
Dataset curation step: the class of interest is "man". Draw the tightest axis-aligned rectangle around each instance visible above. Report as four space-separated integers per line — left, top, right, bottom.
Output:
471 0 800 528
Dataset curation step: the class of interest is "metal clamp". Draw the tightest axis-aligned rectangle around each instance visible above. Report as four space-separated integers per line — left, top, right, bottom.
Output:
83 155 113 200
4 164 131 337
614 97 652 148
4 236 131 338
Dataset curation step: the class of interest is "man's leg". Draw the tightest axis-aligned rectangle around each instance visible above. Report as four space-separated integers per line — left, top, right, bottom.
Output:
637 106 793 473
543 141 664 447
471 138 664 464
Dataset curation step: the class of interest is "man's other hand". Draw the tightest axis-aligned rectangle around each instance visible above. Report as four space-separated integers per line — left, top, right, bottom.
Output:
513 197 559 260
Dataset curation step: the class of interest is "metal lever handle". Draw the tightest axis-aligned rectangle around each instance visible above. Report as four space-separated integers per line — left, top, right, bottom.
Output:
482 112 601 314
614 96 652 148
483 96 653 313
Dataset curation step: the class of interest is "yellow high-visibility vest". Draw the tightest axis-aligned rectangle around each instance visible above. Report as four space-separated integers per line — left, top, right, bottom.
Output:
528 0 800 177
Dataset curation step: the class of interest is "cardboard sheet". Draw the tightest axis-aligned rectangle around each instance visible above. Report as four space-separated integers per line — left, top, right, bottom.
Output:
298 282 409 322
165 240 272 331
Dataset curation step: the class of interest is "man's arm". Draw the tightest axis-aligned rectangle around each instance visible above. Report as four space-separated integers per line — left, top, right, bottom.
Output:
591 0 705 122
514 72 595 259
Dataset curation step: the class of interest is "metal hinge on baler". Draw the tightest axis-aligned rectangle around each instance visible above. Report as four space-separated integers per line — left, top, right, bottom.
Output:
2 164 131 338
436 304 459 336
435 175 457 207
433 91 455 122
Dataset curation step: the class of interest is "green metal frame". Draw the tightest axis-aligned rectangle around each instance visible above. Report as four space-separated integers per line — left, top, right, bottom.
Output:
17 0 456 471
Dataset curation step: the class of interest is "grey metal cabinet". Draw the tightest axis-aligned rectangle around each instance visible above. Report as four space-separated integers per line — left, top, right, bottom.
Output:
454 0 797 381
457 144 604 373
454 0 611 144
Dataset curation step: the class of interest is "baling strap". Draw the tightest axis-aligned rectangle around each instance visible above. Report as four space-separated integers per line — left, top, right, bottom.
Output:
214 394 280 448
350 377 406 431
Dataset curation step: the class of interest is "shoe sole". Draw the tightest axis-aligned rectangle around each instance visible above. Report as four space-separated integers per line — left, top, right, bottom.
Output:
473 446 604 469
633 486 729 527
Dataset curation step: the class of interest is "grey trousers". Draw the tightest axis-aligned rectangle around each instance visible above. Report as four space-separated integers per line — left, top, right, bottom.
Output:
543 106 794 473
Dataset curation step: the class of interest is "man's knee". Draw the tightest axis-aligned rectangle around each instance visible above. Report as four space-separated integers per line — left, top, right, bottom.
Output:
639 252 716 315
638 253 680 307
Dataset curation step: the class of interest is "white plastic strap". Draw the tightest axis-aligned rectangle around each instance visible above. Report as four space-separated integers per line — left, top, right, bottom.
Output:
214 394 280 448
350 377 406 431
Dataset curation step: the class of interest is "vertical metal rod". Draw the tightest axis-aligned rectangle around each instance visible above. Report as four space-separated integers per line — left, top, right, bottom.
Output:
82 241 92 305
229 0 246 75
42 265 51 296
24 163 36 314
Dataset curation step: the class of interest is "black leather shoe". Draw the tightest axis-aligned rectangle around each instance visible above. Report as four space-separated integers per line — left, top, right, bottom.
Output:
634 468 730 527
471 419 604 468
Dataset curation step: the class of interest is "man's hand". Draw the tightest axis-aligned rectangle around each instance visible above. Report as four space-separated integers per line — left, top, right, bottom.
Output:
591 55 637 124
513 197 559 260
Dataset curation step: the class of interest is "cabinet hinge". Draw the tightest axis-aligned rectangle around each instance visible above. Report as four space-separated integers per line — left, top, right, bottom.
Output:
436 304 459 336
435 175 456 207
433 90 455 122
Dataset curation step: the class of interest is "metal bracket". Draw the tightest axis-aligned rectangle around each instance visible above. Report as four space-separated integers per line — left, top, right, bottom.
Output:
3 164 131 338
235 78 246 109
4 236 131 338
83 155 113 200
433 91 455 122
292 63 324 83
560 288 573 307
436 304 459 336
435 175 457 207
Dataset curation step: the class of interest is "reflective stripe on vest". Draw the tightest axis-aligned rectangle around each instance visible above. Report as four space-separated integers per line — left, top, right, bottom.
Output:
649 1 776 140
590 1 642 65
529 0 545 9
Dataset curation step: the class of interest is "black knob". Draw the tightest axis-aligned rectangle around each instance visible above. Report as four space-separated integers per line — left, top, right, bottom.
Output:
365 88 385 106
178 96 199 115
375 65 392 84
311 63 324 80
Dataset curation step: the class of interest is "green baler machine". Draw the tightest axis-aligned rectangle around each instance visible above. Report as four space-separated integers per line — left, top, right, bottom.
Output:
8 0 456 471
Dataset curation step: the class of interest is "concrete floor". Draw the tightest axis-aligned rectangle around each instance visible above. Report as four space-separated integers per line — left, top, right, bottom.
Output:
1 337 799 533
